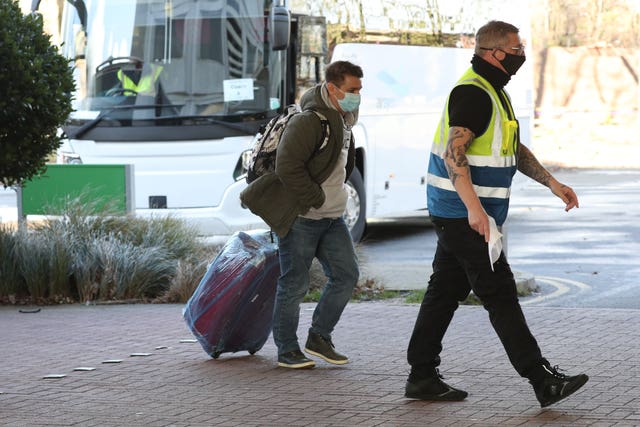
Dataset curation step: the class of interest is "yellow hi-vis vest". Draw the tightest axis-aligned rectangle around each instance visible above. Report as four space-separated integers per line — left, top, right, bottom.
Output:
426 67 518 225
117 64 163 95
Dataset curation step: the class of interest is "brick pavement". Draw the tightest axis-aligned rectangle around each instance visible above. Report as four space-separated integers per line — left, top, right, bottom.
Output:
1 302 639 426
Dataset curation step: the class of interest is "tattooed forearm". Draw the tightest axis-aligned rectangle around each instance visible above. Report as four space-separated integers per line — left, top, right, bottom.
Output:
517 144 553 186
444 127 474 186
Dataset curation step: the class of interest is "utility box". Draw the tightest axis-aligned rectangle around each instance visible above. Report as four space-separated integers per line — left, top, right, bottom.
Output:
18 164 135 218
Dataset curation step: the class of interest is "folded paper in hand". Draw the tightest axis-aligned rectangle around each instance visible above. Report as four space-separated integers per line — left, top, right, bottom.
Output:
488 216 503 272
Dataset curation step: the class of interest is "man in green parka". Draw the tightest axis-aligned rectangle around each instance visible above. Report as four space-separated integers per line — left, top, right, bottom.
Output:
240 61 363 369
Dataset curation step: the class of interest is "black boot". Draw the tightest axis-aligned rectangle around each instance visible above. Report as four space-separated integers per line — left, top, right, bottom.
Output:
405 369 467 401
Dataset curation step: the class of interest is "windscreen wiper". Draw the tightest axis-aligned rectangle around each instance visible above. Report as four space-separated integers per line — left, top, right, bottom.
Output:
69 103 150 139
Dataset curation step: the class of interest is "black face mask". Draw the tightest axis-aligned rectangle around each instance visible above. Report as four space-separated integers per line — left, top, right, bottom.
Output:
497 52 526 76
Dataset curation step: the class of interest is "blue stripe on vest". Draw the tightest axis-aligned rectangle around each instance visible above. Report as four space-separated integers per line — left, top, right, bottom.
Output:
427 184 510 225
470 164 517 188
427 185 466 218
428 152 448 178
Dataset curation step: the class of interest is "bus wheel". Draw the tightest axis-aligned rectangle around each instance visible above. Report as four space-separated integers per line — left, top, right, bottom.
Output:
344 168 366 242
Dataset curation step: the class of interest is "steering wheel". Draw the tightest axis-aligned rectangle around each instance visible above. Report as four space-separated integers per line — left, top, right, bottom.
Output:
96 56 144 73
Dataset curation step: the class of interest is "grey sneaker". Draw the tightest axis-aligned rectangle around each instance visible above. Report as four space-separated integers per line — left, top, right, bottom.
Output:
277 350 315 369
304 332 349 365
405 370 468 401
531 364 588 408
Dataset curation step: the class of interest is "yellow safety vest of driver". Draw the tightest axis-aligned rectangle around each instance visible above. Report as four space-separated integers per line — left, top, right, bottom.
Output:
117 64 163 95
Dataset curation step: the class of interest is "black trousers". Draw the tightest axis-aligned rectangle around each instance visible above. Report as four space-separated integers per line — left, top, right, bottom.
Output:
407 217 545 379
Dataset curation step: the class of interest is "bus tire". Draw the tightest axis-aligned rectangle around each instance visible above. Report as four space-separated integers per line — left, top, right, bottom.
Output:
344 168 366 242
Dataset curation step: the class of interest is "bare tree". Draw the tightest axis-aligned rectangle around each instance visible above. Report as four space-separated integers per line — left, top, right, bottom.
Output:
534 0 640 47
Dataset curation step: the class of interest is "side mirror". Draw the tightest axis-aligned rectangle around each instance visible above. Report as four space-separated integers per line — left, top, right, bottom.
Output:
269 5 290 51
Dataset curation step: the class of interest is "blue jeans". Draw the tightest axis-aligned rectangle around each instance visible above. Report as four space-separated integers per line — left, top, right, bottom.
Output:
273 217 359 355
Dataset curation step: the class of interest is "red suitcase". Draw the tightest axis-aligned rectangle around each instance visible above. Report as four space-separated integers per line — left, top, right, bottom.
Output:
183 230 279 358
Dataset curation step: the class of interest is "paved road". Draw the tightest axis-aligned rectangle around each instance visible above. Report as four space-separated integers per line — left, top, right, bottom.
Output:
1 302 639 426
508 169 640 308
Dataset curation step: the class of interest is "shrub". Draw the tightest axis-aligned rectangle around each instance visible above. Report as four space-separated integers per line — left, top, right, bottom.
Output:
0 225 24 297
156 255 217 304
0 196 213 304
94 238 176 300
13 228 53 300
0 0 74 188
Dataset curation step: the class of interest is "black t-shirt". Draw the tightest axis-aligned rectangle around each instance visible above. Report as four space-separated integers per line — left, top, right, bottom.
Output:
448 55 513 137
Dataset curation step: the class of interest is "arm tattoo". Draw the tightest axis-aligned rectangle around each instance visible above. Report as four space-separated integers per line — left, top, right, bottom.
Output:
517 144 552 186
444 127 474 186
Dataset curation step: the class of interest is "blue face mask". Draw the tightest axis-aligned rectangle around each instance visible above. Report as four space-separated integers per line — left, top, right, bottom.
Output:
335 85 361 112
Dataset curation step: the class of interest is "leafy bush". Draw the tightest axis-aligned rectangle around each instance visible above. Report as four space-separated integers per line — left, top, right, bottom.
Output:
0 0 74 188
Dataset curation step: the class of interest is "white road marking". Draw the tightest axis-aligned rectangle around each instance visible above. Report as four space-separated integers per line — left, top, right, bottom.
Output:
536 276 592 290
521 276 591 305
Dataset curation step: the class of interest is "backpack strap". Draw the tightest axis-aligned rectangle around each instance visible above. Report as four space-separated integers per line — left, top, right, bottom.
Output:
304 109 331 151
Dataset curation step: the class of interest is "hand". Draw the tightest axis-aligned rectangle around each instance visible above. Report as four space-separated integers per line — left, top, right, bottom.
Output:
549 180 580 211
468 206 490 243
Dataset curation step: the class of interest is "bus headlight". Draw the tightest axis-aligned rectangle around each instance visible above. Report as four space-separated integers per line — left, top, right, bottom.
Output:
233 149 252 181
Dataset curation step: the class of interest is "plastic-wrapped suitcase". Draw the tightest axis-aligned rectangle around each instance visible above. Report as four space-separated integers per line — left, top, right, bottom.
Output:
183 230 279 358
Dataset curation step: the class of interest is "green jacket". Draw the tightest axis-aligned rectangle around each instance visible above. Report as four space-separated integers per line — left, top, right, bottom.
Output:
240 84 356 237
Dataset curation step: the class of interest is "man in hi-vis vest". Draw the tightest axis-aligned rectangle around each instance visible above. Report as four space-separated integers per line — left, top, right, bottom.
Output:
116 63 163 96
405 20 588 408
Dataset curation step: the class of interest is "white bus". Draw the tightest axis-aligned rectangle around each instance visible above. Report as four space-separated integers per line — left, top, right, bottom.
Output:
37 0 533 241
